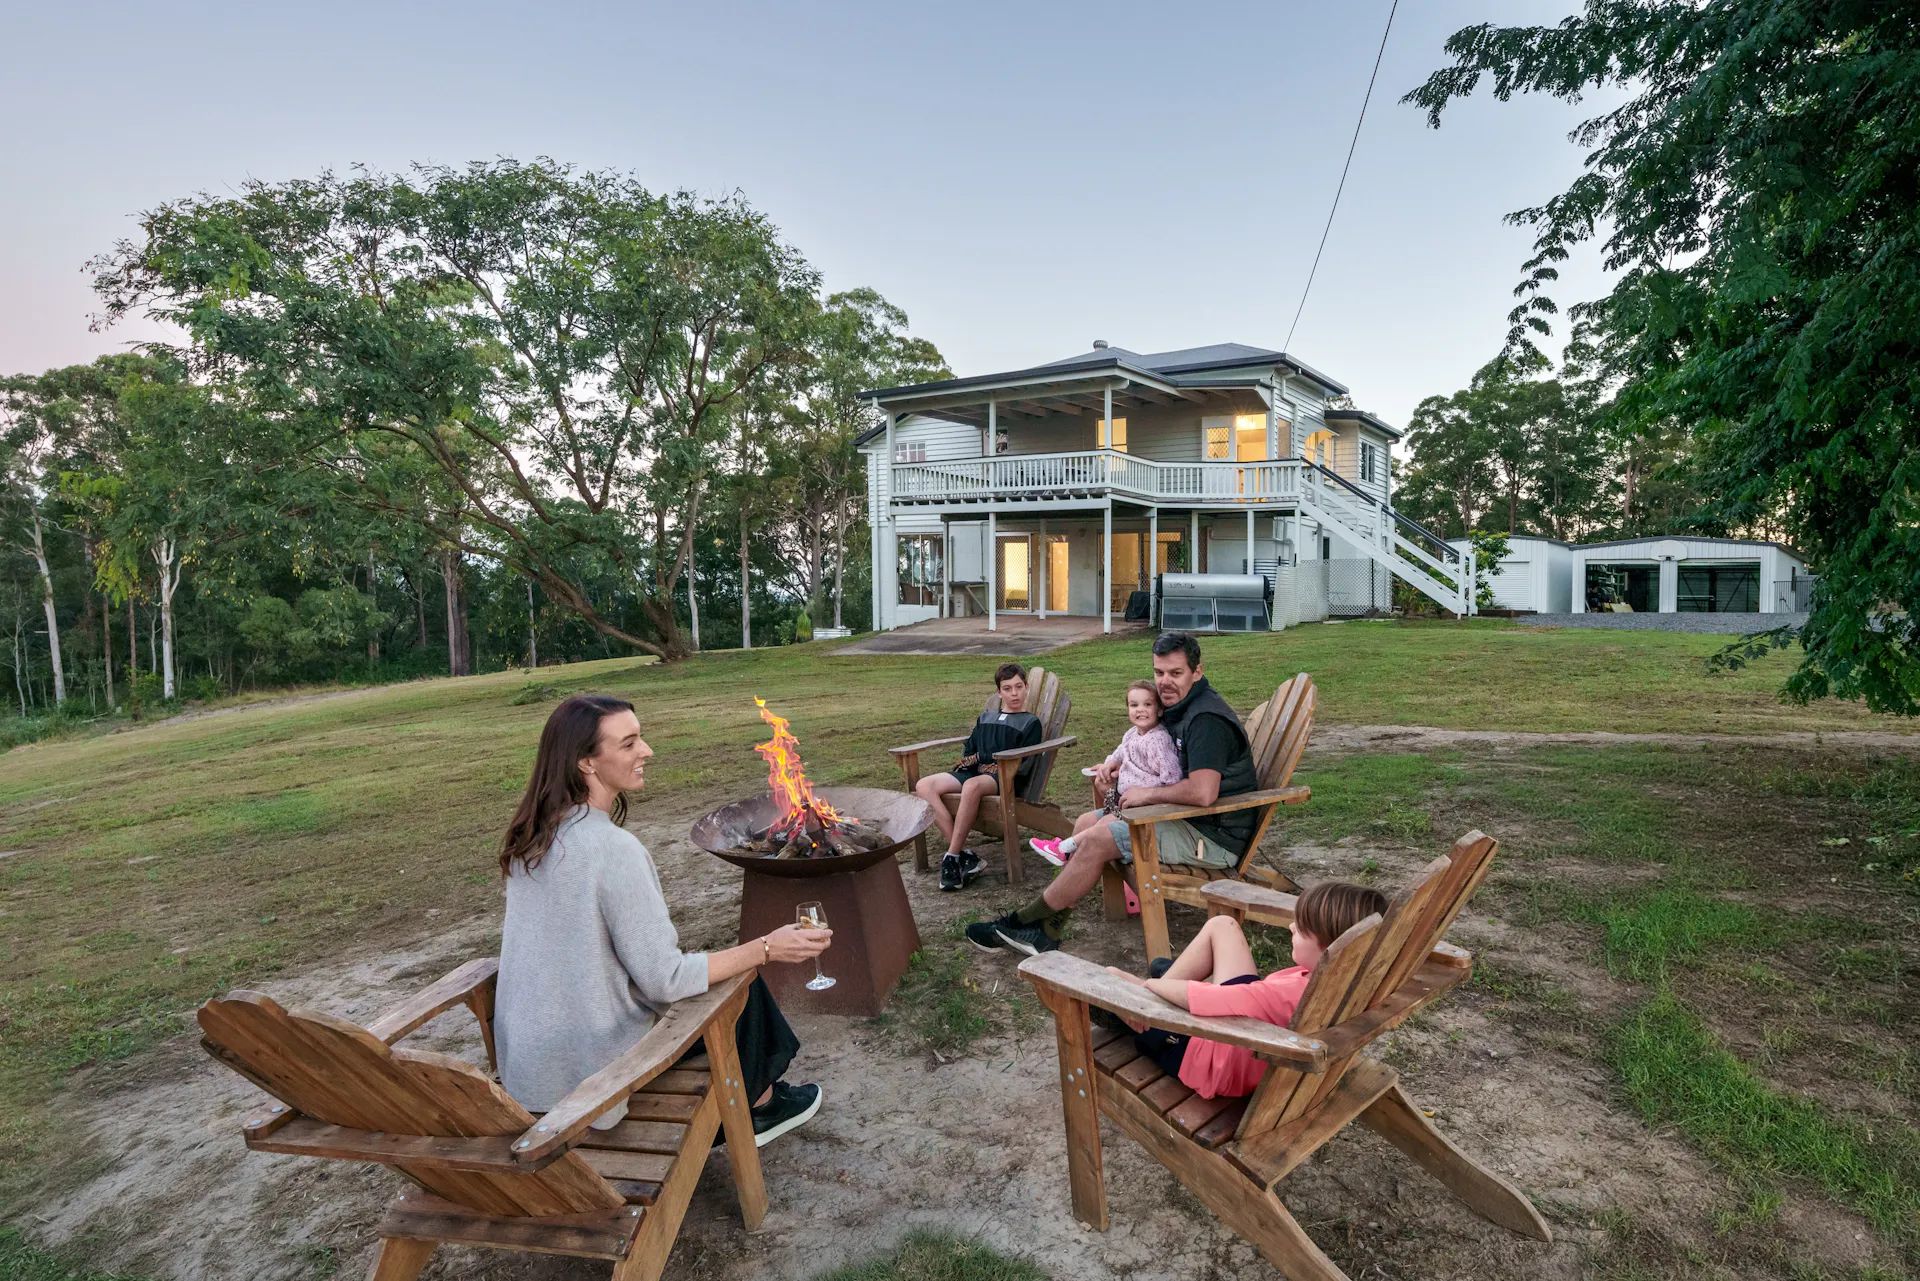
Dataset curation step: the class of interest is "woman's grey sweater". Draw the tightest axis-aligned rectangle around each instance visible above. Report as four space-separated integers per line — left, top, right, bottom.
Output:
496 805 709 1128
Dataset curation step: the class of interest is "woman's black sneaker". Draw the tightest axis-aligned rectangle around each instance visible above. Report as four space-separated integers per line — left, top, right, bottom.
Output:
751 1081 822 1147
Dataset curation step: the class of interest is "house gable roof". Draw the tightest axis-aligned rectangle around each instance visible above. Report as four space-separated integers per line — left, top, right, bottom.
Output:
854 342 1350 444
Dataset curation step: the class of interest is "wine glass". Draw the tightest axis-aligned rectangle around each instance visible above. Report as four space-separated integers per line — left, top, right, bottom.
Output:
796 901 835 991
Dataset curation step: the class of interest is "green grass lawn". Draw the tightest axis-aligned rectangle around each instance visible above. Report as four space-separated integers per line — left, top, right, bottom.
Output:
1 620 1915 1264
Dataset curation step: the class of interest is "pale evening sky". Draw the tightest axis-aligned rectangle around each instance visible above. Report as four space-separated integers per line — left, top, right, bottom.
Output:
0 1 1610 430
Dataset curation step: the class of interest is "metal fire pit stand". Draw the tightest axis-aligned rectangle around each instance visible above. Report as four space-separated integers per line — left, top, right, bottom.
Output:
690 787 934 1017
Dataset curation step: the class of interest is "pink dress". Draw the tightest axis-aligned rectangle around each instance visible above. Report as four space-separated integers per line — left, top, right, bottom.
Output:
1179 966 1313 1098
1106 725 1183 795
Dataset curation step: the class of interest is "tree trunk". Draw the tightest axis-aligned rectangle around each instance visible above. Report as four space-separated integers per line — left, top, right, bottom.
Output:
831 495 847 630
11 609 24 716
128 597 136 681
738 505 752 650
102 591 114 709
443 548 471 676
805 515 824 622
526 579 538 668
27 505 65 704
686 536 701 653
367 547 380 663
152 536 182 699
405 566 428 647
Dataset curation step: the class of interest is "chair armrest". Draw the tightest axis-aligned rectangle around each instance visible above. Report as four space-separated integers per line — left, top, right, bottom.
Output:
1120 785 1310 825
1201 881 1298 926
515 971 752 1164
1316 959 1472 1059
992 735 1077 762
1018 951 1327 1072
367 957 499 1045
888 735 970 758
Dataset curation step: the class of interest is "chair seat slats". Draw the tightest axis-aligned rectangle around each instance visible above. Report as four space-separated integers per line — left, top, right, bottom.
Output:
1139 1074 1195 1115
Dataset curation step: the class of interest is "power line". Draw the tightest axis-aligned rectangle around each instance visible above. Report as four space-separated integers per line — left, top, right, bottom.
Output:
1283 0 1400 355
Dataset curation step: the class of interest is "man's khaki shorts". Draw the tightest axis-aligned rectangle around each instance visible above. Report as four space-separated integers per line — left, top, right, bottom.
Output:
1106 817 1238 870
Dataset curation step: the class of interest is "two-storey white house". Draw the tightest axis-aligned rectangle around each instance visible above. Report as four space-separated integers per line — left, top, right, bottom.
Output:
857 342 1472 633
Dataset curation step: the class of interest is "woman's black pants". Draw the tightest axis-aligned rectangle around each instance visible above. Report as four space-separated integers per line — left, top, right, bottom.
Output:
686 975 798 1104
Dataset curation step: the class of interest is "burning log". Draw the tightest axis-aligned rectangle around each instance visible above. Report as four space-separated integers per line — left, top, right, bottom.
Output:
725 701 894 859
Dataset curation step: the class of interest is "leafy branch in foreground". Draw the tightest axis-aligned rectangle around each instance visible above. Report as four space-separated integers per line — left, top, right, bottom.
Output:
1703 626 1801 677
1408 2 1920 714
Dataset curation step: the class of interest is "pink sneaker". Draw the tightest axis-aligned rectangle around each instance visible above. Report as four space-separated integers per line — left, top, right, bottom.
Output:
1030 837 1068 867
1124 882 1141 916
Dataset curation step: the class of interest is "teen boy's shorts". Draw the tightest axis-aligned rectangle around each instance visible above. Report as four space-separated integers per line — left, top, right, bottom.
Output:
1106 817 1238 870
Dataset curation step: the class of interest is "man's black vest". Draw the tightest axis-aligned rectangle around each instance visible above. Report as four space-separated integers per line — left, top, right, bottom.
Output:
1159 677 1260 851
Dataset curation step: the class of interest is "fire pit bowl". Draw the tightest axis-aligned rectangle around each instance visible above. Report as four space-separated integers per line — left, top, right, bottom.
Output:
689 787 934 877
690 786 934 1016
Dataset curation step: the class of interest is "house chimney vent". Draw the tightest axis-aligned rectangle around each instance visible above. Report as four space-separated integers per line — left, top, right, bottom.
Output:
1092 339 1109 350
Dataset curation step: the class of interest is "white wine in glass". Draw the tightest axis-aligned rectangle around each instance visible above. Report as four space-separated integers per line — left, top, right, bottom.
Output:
797 902 835 991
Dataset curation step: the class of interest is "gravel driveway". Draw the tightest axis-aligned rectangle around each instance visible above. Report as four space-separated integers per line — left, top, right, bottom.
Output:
1511 611 1805 634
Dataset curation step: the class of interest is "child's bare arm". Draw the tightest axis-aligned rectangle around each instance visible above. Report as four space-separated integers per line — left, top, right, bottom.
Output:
1144 977 1192 1008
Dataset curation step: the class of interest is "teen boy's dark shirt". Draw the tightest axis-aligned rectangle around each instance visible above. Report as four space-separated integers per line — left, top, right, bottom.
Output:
958 709 1045 788
1159 677 1260 855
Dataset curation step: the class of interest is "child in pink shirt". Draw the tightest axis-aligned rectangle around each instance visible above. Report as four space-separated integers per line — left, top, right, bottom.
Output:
1030 680 1181 867
1109 880 1388 1099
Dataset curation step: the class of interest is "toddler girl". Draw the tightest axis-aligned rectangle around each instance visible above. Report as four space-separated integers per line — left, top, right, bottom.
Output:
1030 679 1180 867
1110 880 1388 1099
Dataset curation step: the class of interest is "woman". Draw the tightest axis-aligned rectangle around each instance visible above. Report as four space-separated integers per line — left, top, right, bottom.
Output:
495 694 831 1143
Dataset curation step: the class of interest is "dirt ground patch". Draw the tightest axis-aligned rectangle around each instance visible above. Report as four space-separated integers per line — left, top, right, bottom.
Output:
24 756 1914 1281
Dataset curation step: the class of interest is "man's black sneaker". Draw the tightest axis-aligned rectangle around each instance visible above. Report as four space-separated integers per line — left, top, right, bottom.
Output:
965 912 1016 952
957 848 985 884
1147 957 1175 979
750 1081 822 1147
939 853 964 892
993 916 1061 957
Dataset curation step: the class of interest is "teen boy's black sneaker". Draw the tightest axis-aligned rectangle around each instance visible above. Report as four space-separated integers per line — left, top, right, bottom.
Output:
750 1081 822 1147
957 848 985 884
939 853 964 892
965 912 1016 952
993 916 1061 957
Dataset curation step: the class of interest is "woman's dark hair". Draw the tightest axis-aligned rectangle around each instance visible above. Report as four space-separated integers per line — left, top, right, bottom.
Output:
993 662 1028 687
1152 630 1202 669
500 694 636 876
1294 880 1389 949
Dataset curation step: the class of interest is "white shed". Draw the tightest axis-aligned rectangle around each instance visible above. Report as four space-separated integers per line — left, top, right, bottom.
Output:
1446 536 1573 613
1570 537 1811 614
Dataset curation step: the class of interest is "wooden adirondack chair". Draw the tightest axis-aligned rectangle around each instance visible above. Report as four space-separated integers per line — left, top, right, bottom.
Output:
1107 672 1317 961
196 959 769 1281
888 664 1077 885
1019 832 1551 1281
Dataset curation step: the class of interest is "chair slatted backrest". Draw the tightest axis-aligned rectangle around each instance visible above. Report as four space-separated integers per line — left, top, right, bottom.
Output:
1371 831 1498 1001
198 991 621 1218
1248 673 1315 792
1232 909 1382 1139
983 666 1070 802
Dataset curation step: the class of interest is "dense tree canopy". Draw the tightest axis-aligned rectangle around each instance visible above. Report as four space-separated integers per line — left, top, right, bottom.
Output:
0 161 942 731
1409 1 1920 712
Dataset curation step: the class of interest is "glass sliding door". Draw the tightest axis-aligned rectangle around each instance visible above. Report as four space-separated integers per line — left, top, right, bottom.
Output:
1046 536 1070 613
997 535 1032 611
1109 532 1144 614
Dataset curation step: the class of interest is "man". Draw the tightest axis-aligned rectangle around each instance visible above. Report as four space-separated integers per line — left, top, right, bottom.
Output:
913 662 1045 892
967 631 1259 956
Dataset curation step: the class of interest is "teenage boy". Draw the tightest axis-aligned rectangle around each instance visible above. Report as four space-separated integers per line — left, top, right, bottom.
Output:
913 662 1046 892
967 631 1258 956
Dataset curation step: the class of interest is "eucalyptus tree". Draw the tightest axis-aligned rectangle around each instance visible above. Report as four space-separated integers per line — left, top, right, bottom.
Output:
1410 1 1920 712
95 160 820 661
777 288 949 628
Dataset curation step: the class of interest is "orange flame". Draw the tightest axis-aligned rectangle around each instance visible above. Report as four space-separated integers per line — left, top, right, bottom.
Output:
754 698 845 834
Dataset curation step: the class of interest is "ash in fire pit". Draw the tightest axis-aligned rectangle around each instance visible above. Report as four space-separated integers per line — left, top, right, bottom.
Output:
731 698 888 859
